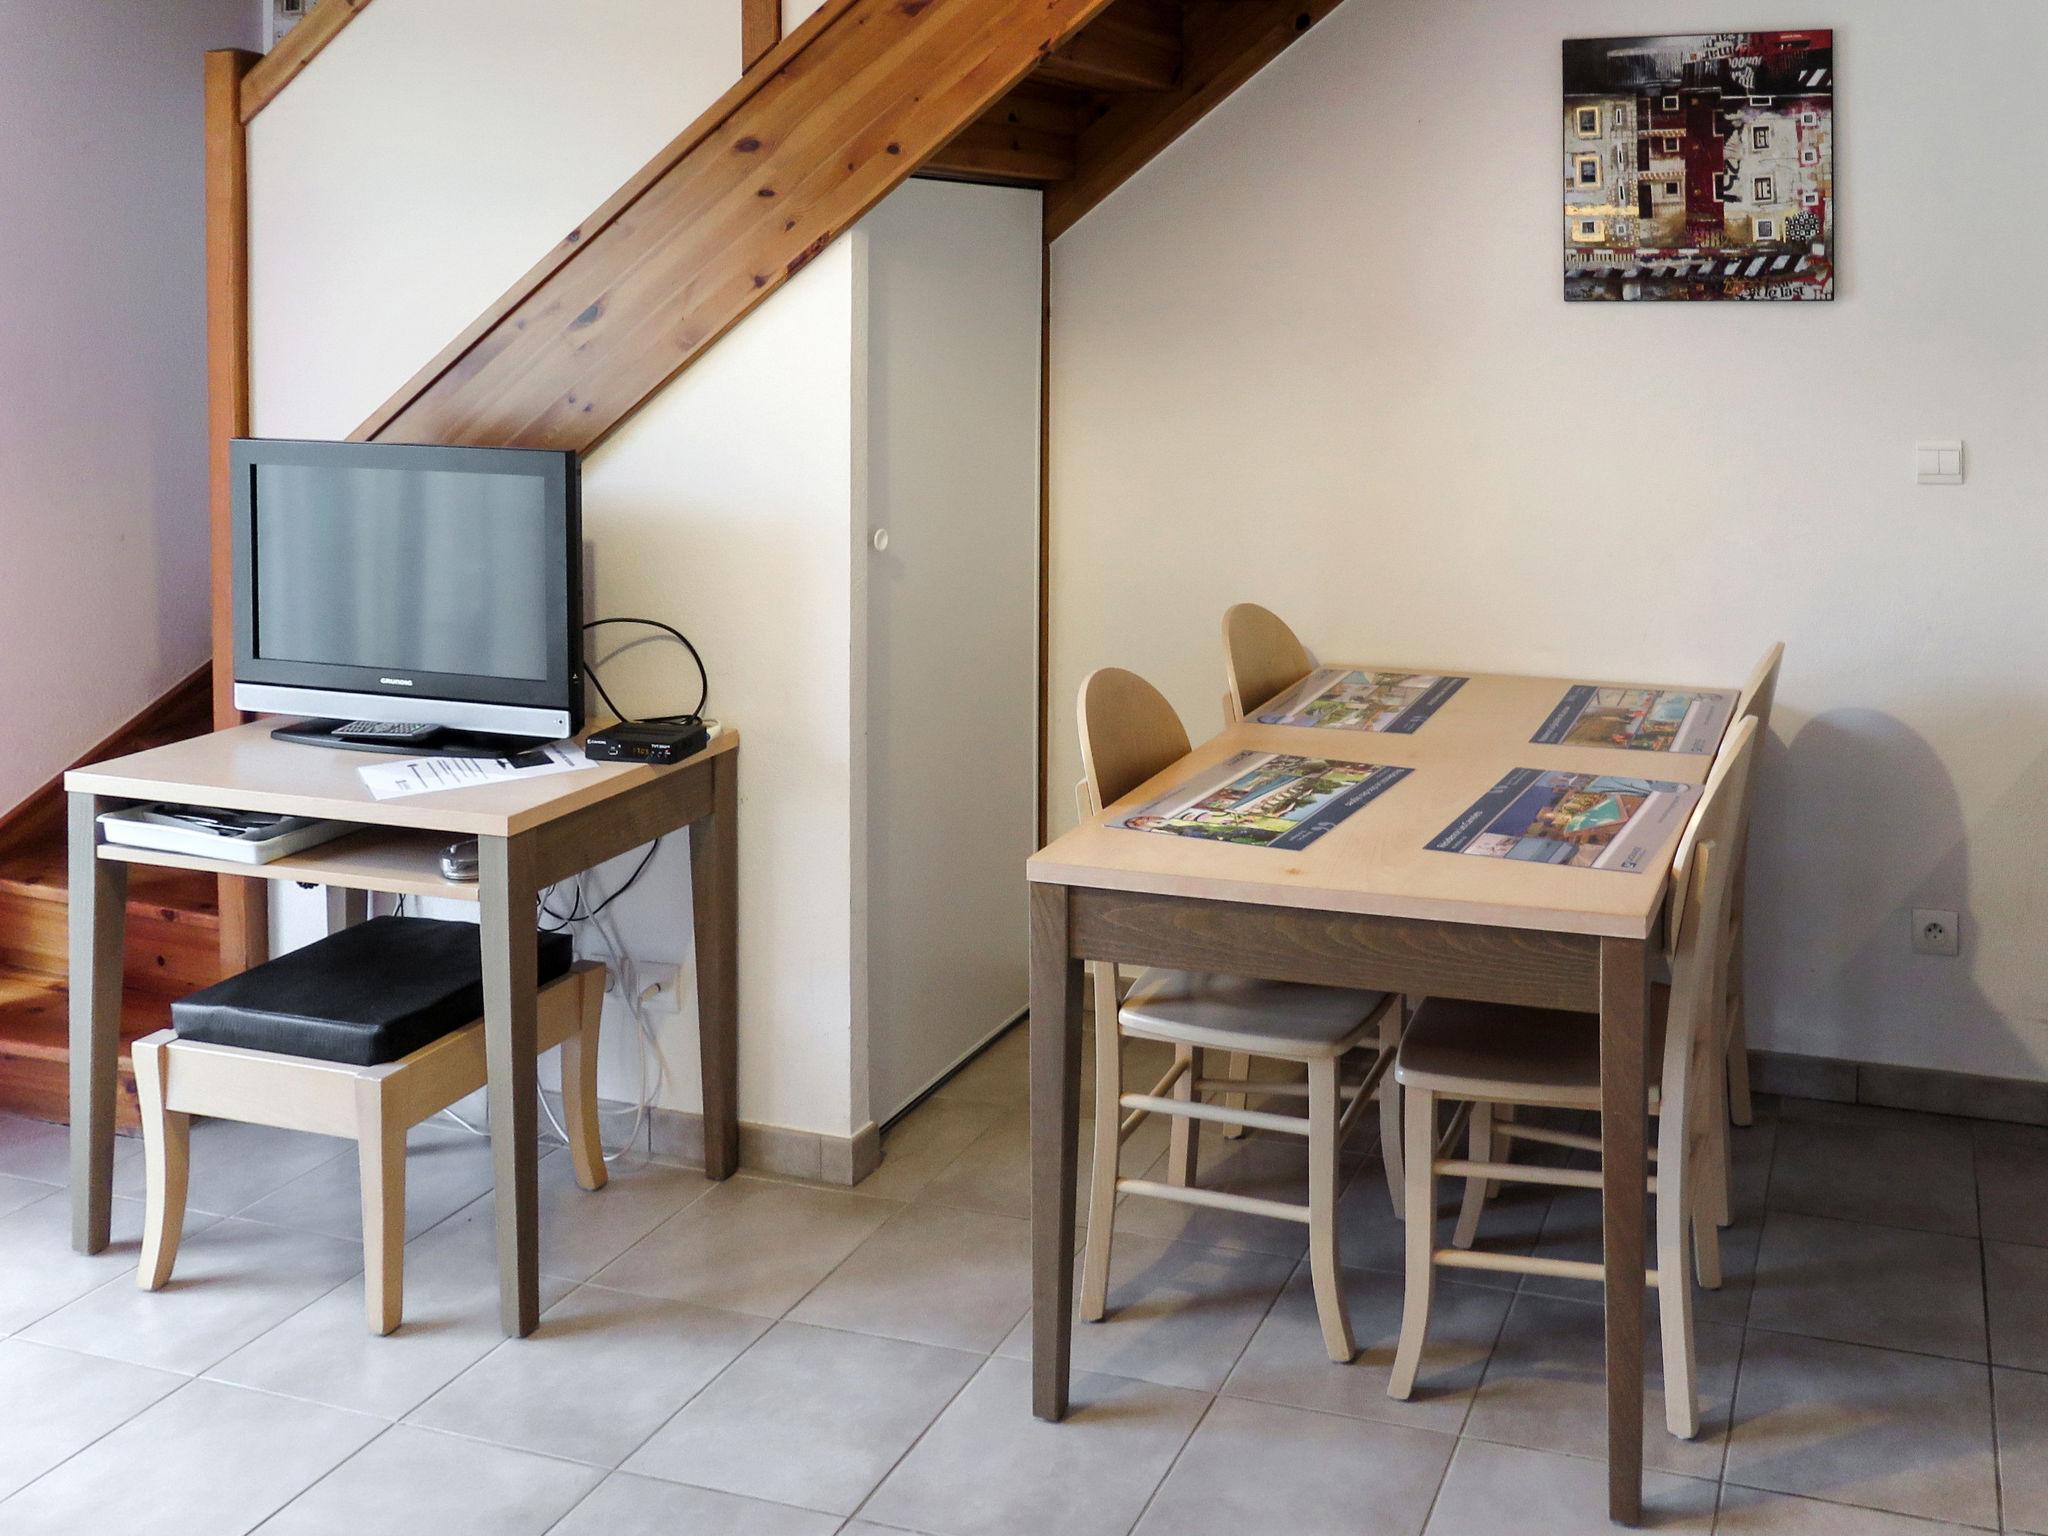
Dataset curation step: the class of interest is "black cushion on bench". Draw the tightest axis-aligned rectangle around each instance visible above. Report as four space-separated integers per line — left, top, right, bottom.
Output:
172 915 575 1067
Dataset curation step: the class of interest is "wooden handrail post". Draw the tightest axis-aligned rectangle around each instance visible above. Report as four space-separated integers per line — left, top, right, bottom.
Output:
743 0 782 70
204 47 270 974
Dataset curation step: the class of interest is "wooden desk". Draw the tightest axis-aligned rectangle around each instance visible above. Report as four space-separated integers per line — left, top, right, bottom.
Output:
65 721 741 1337
1027 670 1727 1526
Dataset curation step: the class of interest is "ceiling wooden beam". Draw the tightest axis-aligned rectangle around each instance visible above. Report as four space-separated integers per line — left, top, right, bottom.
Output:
924 86 1088 186
1034 0 1180 91
1046 0 1337 239
239 0 376 122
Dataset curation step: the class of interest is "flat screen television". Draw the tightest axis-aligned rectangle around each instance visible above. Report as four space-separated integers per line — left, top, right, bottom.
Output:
230 437 583 748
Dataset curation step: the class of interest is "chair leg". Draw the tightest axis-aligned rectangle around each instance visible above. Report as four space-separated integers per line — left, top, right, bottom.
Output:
1657 1082 1700 1439
1451 1101 1492 1250
1079 963 1123 1323
1220 1050 1252 1138
132 1039 189 1292
354 1078 407 1336
1378 1003 1404 1218
560 968 609 1192
1167 1044 1199 1188
1388 1084 1437 1399
1691 1030 1725 1290
1306 1057 1354 1363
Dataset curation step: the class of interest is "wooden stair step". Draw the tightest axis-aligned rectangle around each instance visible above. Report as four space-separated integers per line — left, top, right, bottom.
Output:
0 967 169 1130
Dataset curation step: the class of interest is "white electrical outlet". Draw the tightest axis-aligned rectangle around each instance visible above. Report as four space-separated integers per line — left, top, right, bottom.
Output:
1911 909 1960 957
636 963 684 1013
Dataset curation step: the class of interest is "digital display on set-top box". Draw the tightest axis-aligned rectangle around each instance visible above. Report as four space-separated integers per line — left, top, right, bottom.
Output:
253 463 550 682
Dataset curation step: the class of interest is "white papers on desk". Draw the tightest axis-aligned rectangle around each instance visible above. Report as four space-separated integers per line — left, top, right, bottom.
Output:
357 742 593 800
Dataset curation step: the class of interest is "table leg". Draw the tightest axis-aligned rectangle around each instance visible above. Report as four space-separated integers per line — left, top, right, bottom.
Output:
689 748 740 1181
1599 934 1652 1525
479 835 541 1336
1029 881 1083 1421
68 793 128 1254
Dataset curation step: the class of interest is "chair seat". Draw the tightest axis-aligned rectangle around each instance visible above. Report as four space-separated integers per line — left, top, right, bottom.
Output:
1394 988 1670 1108
172 916 575 1066
1118 969 1389 1060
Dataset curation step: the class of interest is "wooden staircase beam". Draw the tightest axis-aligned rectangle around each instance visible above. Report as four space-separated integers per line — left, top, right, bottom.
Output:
238 0 378 123
1033 0 1181 91
925 85 1090 186
351 0 1125 455
1045 0 1339 239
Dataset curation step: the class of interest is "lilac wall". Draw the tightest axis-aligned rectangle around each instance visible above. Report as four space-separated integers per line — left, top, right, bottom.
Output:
0 0 257 810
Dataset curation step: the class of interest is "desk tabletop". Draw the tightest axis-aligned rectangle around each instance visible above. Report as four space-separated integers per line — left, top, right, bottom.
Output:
1028 668 1732 940
66 720 739 838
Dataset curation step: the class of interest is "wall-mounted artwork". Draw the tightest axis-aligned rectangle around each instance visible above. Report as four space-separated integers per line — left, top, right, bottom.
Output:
1563 30 1834 301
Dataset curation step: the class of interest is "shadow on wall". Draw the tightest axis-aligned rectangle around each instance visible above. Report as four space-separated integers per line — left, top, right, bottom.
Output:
1751 706 2048 1076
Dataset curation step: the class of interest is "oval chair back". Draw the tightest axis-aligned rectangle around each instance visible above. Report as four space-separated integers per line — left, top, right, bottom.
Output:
1077 667 1192 815
1222 604 1314 723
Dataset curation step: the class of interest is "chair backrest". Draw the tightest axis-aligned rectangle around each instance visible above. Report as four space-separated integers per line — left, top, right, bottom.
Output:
1664 713 1759 974
1222 604 1314 722
1735 642 1784 733
1077 667 1192 812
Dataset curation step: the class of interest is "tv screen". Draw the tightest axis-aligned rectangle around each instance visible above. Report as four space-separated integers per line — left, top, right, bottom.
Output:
229 438 582 739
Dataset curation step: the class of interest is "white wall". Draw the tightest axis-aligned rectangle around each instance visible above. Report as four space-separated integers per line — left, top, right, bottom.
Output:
1048 1 2048 1079
0 0 257 811
249 0 870 1140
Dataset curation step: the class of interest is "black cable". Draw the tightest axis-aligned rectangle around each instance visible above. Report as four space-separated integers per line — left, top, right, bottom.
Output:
583 617 708 724
536 839 660 929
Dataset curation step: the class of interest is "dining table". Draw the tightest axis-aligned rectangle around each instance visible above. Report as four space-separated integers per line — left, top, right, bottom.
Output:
1026 665 1736 1527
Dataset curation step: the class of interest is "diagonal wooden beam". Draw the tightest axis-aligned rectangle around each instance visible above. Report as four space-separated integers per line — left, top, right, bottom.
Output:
239 0 377 123
1045 0 1340 239
355 0 1124 454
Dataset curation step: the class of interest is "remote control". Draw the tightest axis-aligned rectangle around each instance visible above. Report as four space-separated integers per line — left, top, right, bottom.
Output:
334 720 440 742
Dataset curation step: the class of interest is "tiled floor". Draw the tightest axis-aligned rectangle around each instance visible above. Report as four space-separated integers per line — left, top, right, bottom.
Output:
3 1032 2047 1533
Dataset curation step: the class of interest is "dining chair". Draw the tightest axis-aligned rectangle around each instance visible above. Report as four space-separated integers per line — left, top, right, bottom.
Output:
1075 666 1401 1361
1722 642 1783 1128
1221 602 1314 725
1386 716 1759 1435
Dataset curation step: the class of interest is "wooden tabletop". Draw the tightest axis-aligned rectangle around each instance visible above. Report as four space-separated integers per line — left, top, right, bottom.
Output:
65 720 740 838
1028 669 1731 939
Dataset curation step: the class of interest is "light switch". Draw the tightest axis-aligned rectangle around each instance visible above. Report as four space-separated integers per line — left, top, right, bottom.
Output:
1916 440 1964 486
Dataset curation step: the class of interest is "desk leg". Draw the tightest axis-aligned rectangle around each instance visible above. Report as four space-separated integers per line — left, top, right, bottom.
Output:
689 748 740 1181
480 835 541 1337
68 793 128 1254
1600 934 1651 1525
1029 881 1083 1421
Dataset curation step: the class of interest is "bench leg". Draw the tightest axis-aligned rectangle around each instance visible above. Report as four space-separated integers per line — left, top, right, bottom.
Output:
355 1078 406 1335
561 968 609 1192
133 1038 189 1291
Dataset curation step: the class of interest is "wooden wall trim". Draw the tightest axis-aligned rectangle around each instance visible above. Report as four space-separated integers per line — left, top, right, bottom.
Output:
742 0 783 71
351 0 1123 455
204 48 270 973
239 0 378 123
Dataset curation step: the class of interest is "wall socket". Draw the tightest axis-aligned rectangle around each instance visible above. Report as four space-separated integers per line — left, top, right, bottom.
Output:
1911 909 1961 957
634 963 684 1013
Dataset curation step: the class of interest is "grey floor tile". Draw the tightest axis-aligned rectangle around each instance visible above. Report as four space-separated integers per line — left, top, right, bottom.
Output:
1333 1155 1550 1288
256 1424 599 1535
1995 1365 2048 1535
0 1172 56 1220
0 1338 183 1499
0 1112 139 1186
927 1023 1028 1108
1111 1128 1318 1259
916 1105 1165 1230
1462 1292 1740 1481
233 1120 499 1243
790 1201 1030 1352
1134 1394 1452 1536
625 1320 977 1515
1747 1211 1986 1362
994 1233 1293 1393
855 1100 1002 1201
0 1378 380 1536
1223 1264 1510 1434
1423 1439 1716 1535
23 1216 362 1374
425 1146 716 1284
408 1282 766 1466
1723 1330 1997 1527
549 1472 842 1536
1974 1121 2048 1248
1767 1106 1978 1237
1989 1242 2048 1374
205 1215 577 1419
1526 1182 1767 1331
592 1175 899 1316
0 1191 214 1335
862 1356 1208 1536
112 1118 354 1219
1712 1484 1986 1533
